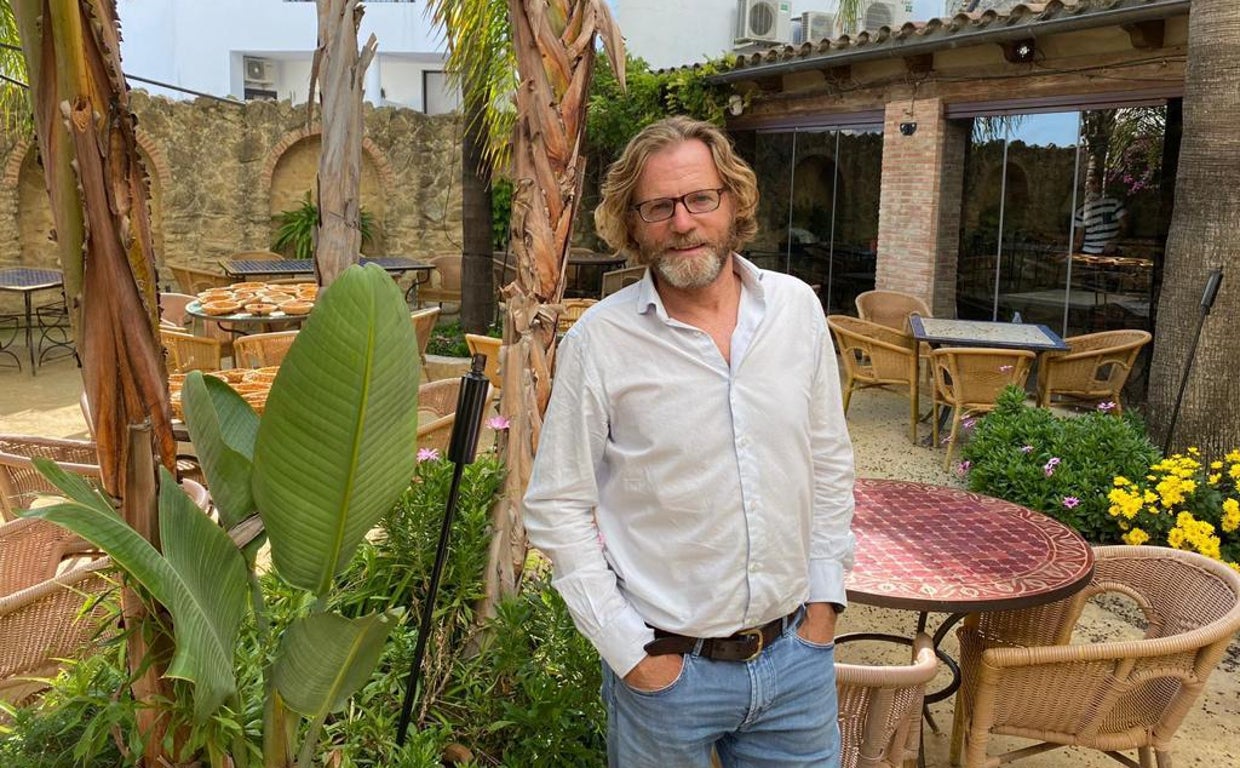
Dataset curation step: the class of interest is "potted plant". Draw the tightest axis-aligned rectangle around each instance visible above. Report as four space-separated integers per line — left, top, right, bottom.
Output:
272 192 377 260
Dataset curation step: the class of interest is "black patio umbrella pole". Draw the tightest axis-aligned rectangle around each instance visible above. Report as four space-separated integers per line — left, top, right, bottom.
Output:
1164 267 1223 455
396 353 492 746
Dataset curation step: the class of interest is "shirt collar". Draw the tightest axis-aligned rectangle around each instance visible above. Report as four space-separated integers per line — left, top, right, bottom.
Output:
636 253 766 319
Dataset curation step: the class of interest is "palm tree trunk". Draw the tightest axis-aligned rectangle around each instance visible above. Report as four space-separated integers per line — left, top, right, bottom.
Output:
483 0 624 610
460 84 495 334
1146 0 1240 453
13 0 178 762
311 0 376 287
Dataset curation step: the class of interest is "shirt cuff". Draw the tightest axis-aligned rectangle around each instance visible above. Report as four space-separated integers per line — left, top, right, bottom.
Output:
590 609 656 678
807 557 849 611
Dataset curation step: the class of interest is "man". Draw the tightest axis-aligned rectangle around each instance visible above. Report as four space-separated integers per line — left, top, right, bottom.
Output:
1073 176 1127 255
524 116 856 767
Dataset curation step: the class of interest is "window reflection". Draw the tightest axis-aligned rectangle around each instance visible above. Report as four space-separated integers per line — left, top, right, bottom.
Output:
957 107 1164 337
746 125 882 313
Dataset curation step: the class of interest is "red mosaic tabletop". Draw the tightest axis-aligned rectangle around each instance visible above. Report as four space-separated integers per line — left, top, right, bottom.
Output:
846 479 1094 613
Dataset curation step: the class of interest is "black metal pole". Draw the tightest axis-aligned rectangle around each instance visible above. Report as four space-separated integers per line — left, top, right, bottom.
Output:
1164 267 1223 455
395 353 492 746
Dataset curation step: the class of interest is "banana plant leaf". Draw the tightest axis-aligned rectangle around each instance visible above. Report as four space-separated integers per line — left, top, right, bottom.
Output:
252 263 420 595
182 372 260 529
26 463 249 721
272 609 400 718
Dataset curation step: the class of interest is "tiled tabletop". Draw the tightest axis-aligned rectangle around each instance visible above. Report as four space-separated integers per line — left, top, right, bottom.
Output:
221 257 430 277
0 267 64 290
846 478 1094 613
910 316 1069 351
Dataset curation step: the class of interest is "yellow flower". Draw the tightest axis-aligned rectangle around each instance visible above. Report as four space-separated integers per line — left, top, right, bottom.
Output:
1123 528 1150 546
1221 498 1240 534
1226 449 1240 463
1209 473 1222 485
1211 461 1223 470
1167 527 1185 548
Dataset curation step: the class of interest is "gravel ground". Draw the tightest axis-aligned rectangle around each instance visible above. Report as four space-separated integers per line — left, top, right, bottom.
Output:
2 357 1237 767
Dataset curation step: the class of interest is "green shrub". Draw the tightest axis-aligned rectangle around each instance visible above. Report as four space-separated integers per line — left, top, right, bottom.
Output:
272 191 376 259
960 387 1161 542
425 320 500 358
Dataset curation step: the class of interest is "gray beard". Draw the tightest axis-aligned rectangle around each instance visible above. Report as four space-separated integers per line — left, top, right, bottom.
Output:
652 247 727 290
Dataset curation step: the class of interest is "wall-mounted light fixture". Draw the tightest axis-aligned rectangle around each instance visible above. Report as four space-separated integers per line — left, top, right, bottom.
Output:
1003 39 1037 63
899 122 918 136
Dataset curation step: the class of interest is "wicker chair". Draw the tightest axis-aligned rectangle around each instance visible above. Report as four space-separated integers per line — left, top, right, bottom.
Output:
1036 329 1151 414
232 330 298 369
827 315 920 443
160 328 223 373
465 333 503 390
930 347 1034 470
837 633 939 768
0 435 100 521
417 253 462 309
169 264 230 294
415 378 492 457
410 307 441 367
952 546 1240 768
557 298 597 333
0 517 113 704
855 290 931 330
600 265 645 298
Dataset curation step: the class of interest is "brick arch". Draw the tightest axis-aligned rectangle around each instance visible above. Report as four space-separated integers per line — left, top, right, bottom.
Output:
2 137 33 190
3 131 172 194
259 124 396 203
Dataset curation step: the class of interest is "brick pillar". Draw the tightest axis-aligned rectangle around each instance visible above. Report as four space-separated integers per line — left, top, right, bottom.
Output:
876 98 968 317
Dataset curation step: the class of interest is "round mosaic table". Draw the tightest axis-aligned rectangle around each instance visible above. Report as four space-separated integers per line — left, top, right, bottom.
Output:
846 478 1094 613
842 478 1095 708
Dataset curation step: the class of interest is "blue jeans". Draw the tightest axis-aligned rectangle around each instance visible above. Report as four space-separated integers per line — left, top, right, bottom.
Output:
602 619 840 767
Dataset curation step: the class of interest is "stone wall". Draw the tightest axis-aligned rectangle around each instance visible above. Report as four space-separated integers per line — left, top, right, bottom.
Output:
0 90 463 287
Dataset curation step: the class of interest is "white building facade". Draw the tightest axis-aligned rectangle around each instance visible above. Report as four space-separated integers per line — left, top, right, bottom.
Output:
116 0 458 112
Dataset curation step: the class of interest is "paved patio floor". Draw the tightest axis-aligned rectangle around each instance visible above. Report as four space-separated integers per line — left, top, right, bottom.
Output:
1 357 1237 766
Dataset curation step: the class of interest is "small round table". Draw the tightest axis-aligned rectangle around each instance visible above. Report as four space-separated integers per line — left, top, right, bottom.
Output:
184 300 309 335
843 479 1094 706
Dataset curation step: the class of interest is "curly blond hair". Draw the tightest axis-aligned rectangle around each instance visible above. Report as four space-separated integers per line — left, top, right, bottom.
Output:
593 116 759 262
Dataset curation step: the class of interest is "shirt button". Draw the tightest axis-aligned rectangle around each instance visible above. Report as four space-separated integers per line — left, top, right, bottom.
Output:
749 562 760 573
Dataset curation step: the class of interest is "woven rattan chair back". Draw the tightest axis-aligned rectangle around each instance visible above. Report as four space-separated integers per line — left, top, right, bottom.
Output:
1036 329 1151 414
855 290 932 331
417 253 463 308
160 292 195 330
160 328 223 373
0 435 100 521
827 315 920 443
930 346 1034 469
600 265 644 298
232 330 298 369
557 298 597 333
169 264 230 294
836 633 939 768
410 307 441 366
418 378 461 419
465 333 503 390
953 546 1240 768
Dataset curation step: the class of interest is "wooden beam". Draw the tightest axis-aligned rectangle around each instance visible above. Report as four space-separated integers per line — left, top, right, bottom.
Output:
1123 20 1166 49
904 54 934 76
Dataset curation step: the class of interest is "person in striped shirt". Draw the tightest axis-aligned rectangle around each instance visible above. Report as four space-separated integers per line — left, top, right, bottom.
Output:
1073 176 1128 255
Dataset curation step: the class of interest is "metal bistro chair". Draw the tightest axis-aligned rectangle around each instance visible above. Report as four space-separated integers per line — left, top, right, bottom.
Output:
0 314 20 371
930 347 1034 470
953 546 1240 768
1036 329 1151 414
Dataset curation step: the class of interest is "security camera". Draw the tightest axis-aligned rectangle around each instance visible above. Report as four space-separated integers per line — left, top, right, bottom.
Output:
899 122 917 136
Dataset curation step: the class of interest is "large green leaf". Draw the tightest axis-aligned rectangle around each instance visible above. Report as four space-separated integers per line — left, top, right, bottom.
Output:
26 462 249 721
252 264 419 595
272 609 400 718
182 372 260 528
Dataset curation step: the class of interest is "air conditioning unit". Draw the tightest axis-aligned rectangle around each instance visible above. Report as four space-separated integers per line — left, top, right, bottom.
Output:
243 56 276 85
801 11 836 42
838 0 913 35
735 0 793 45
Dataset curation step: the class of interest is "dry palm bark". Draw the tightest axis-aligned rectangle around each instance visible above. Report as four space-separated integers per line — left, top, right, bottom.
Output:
13 0 177 762
1147 0 1240 454
486 0 623 609
310 0 376 286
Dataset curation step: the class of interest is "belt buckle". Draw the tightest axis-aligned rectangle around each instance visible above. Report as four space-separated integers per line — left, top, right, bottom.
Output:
737 627 765 661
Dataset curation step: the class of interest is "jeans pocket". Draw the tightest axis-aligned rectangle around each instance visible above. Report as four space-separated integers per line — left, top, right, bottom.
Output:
791 632 836 652
620 654 692 697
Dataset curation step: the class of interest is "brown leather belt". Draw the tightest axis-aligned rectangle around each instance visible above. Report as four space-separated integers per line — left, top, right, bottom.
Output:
643 609 800 662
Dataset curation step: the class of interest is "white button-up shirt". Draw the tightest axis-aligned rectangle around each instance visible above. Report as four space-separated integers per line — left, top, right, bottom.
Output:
523 255 855 676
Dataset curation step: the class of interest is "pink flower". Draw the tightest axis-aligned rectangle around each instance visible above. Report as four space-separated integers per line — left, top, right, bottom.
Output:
1043 457 1061 477
417 447 440 463
1097 401 1117 413
999 365 1013 372
487 415 511 431
962 418 977 430
1062 496 1080 509
1020 445 1034 454
955 460 972 477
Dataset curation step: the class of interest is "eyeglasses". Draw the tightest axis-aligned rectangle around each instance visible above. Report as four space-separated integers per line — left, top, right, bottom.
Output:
631 188 726 223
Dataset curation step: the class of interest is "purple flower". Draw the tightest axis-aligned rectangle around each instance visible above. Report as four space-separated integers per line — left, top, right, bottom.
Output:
1097 401 1117 413
999 365 1013 373
955 460 972 477
1020 445 1034 454
487 415 511 430
417 447 440 463
962 418 977 430
1043 456 1061 477
1062 496 1080 509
